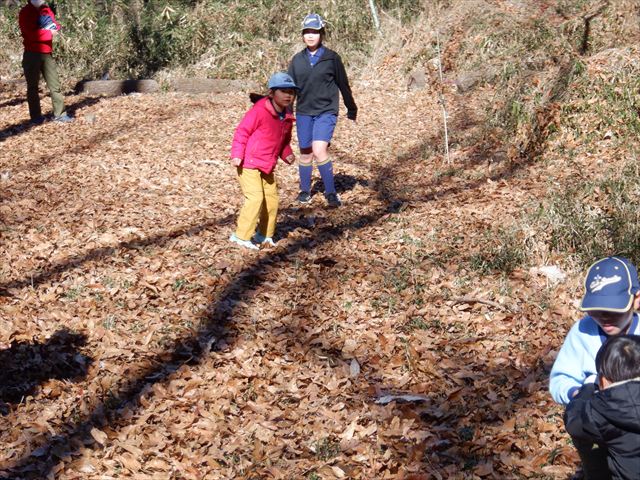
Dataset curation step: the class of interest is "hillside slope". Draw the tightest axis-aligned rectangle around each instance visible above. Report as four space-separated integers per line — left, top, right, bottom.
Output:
1 1 640 478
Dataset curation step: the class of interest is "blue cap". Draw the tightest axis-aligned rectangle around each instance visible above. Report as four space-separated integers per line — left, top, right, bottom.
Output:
301 13 325 31
267 72 298 90
580 256 640 312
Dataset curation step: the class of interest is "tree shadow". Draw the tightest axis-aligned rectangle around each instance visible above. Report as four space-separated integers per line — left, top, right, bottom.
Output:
0 203 311 296
365 346 563 477
1 98 178 181
0 329 91 416
0 95 104 143
0 66 569 476
0 214 234 295
0 177 531 477
309 172 369 196
0 97 26 109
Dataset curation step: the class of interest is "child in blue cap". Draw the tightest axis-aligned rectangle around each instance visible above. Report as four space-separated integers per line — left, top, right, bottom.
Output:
550 256 640 479
229 72 298 250
564 335 640 480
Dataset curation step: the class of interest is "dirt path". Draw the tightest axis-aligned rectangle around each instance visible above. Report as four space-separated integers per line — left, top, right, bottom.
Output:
0 78 577 479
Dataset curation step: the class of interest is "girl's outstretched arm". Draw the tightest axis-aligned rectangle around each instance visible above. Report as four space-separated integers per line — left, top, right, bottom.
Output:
334 54 357 121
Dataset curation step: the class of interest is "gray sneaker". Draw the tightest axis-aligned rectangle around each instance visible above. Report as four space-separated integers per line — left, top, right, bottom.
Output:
296 191 311 204
53 113 74 123
229 233 259 250
325 192 341 208
252 232 276 247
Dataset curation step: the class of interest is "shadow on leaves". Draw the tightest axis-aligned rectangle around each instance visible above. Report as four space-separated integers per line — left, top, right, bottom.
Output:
0 329 92 415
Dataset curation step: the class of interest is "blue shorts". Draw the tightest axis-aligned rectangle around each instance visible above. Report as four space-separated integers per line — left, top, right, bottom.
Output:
296 113 337 149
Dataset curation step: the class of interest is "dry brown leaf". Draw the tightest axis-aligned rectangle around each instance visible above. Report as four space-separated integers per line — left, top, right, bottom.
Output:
90 427 108 446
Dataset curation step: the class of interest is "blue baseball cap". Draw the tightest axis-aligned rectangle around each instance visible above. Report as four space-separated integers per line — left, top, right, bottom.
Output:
580 256 640 312
267 72 298 90
302 13 325 31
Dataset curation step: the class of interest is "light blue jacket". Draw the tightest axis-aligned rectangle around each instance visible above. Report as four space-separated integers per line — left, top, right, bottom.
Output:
549 313 640 405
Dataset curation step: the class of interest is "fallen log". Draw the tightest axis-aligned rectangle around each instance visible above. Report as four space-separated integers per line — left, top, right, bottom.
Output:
77 78 260 96
170 77 260 94
79 79 159 96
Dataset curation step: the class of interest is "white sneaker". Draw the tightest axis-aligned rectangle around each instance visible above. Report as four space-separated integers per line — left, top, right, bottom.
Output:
229 233 259 250
252 232 276 247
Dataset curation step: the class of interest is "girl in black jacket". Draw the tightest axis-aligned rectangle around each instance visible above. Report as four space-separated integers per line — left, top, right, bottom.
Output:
287 13 357 208
564 335 640 480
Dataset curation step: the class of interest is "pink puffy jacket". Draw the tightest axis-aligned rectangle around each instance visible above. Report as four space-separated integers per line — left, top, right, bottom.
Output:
230 97 295 175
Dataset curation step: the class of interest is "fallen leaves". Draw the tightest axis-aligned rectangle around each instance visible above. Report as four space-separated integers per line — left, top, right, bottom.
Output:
0 37 584 480
89 428 108 446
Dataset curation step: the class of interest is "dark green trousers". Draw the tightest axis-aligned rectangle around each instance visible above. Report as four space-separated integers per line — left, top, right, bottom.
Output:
22 51 65 119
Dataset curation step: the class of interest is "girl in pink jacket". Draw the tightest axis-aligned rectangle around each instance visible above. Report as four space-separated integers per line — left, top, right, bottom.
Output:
229 73 299 250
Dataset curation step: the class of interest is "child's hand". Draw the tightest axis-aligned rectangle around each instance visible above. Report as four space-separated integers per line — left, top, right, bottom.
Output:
284 154 295 165
230 157 242 167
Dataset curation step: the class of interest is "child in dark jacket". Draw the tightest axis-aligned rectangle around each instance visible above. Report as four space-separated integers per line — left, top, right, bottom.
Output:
228 72 298 250
287 13 357 208
564 335 640 480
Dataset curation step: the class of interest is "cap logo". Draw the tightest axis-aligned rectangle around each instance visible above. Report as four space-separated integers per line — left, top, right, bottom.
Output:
304 18 315 25
589 274 622 292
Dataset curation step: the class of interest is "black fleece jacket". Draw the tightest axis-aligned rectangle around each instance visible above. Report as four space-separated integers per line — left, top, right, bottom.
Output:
287 47 357 120
564 380 640 480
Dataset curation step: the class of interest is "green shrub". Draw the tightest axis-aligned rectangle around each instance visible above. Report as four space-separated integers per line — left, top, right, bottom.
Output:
0 6 22 78
1 0 425 82
536 160 640 266
469 227 527 275
560 61 640 142
313 437 341 461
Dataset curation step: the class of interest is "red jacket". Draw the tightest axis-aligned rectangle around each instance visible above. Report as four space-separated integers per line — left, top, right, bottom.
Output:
230 97 295 175
19 2 60 54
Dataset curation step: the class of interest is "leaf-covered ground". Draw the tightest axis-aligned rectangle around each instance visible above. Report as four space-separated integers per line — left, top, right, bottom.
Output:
0 37 607 479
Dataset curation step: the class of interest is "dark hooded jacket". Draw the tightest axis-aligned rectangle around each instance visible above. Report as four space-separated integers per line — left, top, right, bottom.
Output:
564 380 640 479
287 47 357 120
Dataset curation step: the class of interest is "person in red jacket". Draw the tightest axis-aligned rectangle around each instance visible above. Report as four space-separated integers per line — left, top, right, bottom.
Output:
19 0 72 123
228 72 298 250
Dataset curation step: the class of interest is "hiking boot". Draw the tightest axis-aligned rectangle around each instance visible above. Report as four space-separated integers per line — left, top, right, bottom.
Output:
325 192 341 208
53 113 74 123
229 233 259 250
252 232 276 247
296 191 311 204
30 116 46 125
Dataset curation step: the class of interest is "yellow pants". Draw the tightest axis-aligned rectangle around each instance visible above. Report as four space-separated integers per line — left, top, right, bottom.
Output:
235 167 278 241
